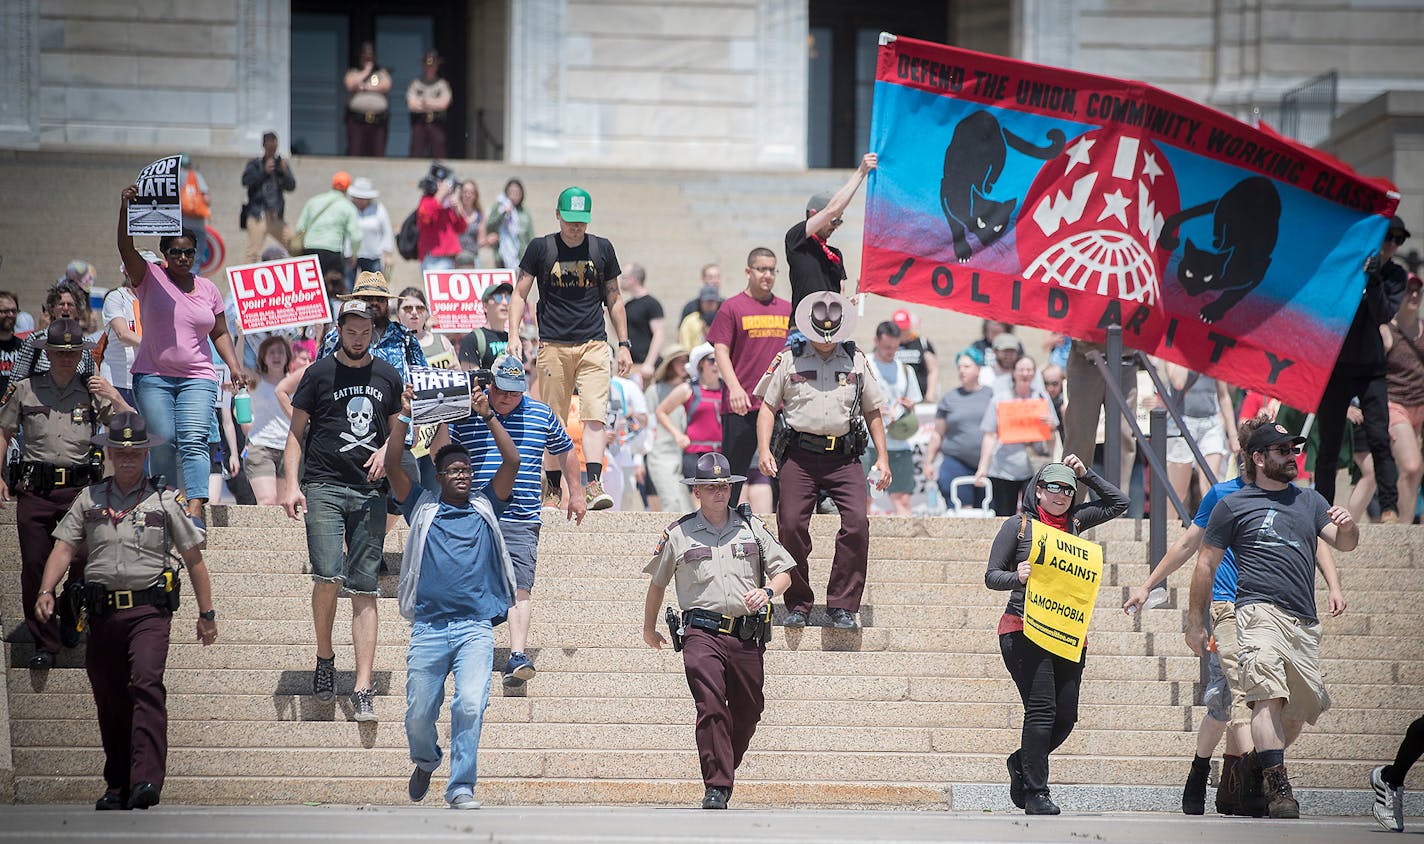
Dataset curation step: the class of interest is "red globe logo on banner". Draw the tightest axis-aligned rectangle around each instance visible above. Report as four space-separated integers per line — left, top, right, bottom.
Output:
1017 130 1181 306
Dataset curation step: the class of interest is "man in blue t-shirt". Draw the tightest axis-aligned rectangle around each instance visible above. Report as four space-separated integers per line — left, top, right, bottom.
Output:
1125 414 1266 817
1192 422 1356 820
431 354 586 688
386 383 519 810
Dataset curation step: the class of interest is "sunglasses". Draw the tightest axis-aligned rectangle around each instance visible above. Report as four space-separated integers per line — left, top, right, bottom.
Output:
165 247 197 258
485 294 510 303
438 468 472 479
830 218 844 227
1261 444 1301 457
400 304 428 313
1039 481 1075 495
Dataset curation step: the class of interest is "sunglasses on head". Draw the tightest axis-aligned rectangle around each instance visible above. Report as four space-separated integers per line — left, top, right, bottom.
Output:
1039 481 1074 495
165 247 196 258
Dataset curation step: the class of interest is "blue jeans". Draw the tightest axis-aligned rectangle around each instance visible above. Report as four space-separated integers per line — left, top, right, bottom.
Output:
405 618 494 801
421 254 455 272
937 453 984 509
132 374 219 502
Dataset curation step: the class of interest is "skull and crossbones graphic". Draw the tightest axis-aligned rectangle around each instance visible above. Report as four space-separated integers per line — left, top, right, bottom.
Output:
339 396 378 453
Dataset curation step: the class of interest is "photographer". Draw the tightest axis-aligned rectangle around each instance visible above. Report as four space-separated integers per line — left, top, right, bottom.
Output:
240 132 297 263
416 163 466 271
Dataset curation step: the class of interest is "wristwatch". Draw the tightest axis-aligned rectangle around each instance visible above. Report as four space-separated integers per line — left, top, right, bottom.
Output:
762 587 774 600
617 340 632 349
199 610 216 622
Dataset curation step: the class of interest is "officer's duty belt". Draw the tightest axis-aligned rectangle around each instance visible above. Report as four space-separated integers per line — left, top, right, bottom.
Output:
413 112 446 124
86 584 167 615
683 608 758 640
790 431 846 454
19 462 95 492
350 109 389 125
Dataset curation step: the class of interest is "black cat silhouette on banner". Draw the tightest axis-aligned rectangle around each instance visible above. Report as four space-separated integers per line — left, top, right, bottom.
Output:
861 35 1399 409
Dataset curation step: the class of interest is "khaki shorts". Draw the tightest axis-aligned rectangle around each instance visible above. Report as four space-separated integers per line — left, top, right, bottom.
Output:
1236 602 1331 725
243 444 287 479
1209 600 1251 726
539 339 612 425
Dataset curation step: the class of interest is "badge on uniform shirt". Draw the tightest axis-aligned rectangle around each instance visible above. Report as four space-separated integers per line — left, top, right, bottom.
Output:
72 407 86 424
836 372 848 386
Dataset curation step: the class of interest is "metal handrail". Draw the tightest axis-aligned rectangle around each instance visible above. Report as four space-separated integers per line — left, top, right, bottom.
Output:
1134 350 1220 489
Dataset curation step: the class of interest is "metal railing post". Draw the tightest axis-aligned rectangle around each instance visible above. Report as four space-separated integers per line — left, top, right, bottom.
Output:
1149 407 1168 573
1085 351 1192 523
1135 352 1218 489
1104 325 1123 488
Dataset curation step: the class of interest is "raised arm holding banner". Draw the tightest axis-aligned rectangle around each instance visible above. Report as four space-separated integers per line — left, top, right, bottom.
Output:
409 366 472 426
861 35 1399 410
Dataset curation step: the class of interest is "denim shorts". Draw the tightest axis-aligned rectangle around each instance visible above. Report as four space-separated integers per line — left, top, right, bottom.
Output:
499 520 541 593
303 482 387 596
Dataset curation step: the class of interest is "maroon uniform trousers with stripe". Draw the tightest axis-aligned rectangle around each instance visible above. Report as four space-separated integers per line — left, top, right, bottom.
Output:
86 605 172 795
775 445 869 614
681 628 766 789
17 487 86 654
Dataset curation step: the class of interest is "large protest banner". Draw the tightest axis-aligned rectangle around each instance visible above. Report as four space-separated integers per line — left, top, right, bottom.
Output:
410 366 472 427
227 255 332 333
861 35 1399 410
424 269 515 333
1023 521 1103 662
127 155 183 236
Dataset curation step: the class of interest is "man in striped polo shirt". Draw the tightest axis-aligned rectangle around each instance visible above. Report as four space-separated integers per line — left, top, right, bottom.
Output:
432 355 586 686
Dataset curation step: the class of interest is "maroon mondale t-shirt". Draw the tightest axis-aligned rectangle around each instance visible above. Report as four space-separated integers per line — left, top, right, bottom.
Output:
705 290 791 414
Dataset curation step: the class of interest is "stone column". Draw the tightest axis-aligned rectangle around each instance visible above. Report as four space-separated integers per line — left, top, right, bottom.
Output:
507 0 568 165
1015 0 1078 71
235 0 291 154
754 0 807 168
0 0 40 149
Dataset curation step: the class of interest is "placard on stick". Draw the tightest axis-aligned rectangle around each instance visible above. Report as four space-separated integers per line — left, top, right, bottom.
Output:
410 367 472 426
997 397 1052 444
424 269 515 333
127 155 183 236
227 255 332 333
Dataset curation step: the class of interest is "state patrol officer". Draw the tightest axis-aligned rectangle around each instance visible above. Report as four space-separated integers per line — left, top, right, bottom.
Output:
641 452 795 810
0 319 128 668
35 411 215 811
754 292 891 630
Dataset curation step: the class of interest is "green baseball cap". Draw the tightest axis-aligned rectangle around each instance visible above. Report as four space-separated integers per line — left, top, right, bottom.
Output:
557 186 592 223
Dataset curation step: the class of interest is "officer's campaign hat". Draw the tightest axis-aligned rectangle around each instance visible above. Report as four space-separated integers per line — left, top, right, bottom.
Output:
34 318 96 351
681 452 746 486
794 291 856 345
93 411 165 449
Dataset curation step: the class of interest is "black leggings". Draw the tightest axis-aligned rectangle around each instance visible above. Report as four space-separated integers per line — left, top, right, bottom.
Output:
990 478 1027 516
1383 714 1424 788
1315 369 1397 512
1000 630 1084 795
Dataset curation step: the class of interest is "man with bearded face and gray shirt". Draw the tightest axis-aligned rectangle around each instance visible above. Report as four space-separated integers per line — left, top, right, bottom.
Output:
1190 422 1357 820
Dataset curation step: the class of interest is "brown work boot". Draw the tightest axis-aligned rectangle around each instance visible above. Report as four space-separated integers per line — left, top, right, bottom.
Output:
585 478 613 510
1239 751 1268 817
1262 764 1300 819
542 482 562 510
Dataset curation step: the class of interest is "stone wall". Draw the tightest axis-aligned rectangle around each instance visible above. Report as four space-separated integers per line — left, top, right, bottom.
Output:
0 0 287 155
1324 90 1424 239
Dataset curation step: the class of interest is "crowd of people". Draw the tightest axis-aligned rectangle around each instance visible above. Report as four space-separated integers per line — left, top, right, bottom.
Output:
3 154 1420 827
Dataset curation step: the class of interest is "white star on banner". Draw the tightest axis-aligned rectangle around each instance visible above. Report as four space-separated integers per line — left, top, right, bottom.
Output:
1098 189 1132 226
1064 137 1095 174
1142 152 1163 184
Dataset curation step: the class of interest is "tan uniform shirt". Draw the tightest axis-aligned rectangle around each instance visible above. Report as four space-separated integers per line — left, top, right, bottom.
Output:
53 481 205 591
754 345 886 437
644 509 795 618
0 374 116 464
408 78 452 114
349 69 392 114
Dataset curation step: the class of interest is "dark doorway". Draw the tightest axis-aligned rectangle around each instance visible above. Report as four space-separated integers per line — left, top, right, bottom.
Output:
290 1 469 159
808 1 951 168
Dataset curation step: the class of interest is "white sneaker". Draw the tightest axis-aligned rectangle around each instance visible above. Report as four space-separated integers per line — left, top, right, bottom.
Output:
448 793 481 810
1371 765 1404 832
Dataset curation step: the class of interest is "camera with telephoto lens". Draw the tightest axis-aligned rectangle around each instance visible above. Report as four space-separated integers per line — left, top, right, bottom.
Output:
418 162 455 195
474 368 493 390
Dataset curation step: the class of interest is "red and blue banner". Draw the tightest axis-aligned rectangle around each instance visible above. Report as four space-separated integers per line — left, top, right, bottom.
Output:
861 35 1398 409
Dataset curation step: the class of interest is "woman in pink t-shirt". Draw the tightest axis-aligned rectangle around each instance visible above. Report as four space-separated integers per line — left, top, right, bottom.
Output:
119 184 247 522
654 343 724 481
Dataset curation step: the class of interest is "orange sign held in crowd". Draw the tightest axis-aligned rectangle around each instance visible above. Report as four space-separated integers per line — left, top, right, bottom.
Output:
997 397 1052 444
227 254 331 333
424 269 515 334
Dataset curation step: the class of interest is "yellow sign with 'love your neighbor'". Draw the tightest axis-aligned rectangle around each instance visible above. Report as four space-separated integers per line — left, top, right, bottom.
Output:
1023 521 1104 662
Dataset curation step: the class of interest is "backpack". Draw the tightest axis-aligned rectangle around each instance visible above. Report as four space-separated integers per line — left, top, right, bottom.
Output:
541 233 606 281
396 210 421 260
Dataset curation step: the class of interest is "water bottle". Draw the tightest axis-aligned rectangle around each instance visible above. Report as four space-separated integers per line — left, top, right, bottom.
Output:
233 386 253 425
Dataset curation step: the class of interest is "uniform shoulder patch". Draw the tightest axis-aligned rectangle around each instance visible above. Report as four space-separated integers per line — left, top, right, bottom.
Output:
765 350 788 376
0 382 17 407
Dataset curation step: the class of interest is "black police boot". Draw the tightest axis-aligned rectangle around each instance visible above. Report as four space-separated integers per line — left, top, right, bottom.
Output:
780 610 809 628
1007 751 1026 810
1025 791 1061 815
126 782 160 810
1215 755 1242 816
27 651 55 670
701 786 730 809
95 791 129 811
826 608 858 630
1239 751 1268 817
1183 755 1210 815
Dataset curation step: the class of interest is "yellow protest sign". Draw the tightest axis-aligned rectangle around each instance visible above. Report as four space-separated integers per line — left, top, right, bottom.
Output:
1022 520 1104 663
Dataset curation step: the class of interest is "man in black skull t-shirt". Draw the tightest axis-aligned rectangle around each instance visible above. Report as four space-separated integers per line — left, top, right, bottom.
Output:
504 186 629 511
